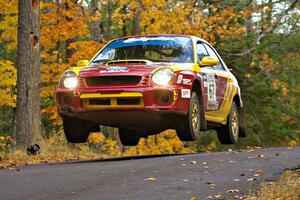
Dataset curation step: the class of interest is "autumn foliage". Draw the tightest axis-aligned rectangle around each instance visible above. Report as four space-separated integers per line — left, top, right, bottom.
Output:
0 0 299 155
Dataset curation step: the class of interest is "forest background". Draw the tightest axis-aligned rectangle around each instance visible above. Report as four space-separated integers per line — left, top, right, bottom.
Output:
0 0 299 162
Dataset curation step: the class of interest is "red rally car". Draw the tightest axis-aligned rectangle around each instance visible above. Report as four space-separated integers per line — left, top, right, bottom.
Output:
56 35 246 146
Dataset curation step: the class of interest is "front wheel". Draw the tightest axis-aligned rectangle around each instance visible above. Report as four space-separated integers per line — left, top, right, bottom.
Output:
217 102 239 144
63 117 99 143
176 92 201 141
118 128 140 146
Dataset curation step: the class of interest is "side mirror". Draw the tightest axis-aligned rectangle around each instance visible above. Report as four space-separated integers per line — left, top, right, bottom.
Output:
200 56 218 67
77 60 89 67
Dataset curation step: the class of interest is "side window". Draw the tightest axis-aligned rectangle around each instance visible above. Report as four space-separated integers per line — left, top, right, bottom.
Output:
196 42 208 62
204 44 224 71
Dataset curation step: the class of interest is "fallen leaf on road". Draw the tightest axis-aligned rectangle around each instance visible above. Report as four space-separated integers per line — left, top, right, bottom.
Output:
214 194 222 198
255 169 262 174
144 177 157 181
256 154 264 158
190 196 197 200
240 173 245 176
207 183 216 189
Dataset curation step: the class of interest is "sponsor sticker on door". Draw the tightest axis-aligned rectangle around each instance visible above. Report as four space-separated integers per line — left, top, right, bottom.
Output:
181 89 191 98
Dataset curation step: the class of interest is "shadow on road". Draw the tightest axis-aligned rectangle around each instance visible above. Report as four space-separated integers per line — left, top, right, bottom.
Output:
45 153 194 167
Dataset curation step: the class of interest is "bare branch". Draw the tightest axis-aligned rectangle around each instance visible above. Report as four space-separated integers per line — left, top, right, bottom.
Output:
256 0 299 44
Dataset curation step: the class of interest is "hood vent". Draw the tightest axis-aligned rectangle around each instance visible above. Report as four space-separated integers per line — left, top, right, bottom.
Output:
106 59 152 65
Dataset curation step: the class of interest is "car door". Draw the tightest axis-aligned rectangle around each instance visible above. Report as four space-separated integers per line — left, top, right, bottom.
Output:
196 42 217 112
202 43 228 116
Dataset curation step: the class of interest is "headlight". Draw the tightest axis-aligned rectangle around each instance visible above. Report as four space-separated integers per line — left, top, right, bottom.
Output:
60 72 78 89
152 68 174 86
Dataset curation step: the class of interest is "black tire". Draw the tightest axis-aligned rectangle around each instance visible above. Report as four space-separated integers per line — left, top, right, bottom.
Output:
118 128 140 146
176 92 201 141
217 102 239 144
63 117 98 143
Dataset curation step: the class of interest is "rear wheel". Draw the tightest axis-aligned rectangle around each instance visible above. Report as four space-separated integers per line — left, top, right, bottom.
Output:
217 102 239 144
118 128 140 146
63 117 99 143
176 92 201 141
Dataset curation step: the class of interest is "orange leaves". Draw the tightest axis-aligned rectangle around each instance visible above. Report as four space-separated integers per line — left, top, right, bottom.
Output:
272 79 288 96
0 136 13 151
88 132 106 144
0 60 16 107
41 0 89 43
67 41 103 65
250 53 278 74
42 106 61 125
124 130 195 156
87 130 195 156
0 0 18 51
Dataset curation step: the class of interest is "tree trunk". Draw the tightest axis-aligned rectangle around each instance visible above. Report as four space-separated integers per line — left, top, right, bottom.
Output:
15 0 42 149
89 0 103 42
131 0 143 35
105 0 113 40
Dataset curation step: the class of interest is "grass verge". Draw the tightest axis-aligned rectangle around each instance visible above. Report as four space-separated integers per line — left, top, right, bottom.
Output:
246 170 300 200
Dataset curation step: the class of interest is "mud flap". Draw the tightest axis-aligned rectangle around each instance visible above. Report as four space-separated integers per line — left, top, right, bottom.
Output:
200 95 207 131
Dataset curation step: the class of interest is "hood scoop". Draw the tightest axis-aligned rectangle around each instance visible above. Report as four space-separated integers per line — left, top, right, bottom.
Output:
106 59 152 65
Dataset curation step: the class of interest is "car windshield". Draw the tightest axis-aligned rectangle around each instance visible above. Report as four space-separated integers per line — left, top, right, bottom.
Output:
91 36 193 64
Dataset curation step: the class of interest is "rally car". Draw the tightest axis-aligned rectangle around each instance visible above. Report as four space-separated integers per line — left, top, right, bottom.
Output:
56 34 246 146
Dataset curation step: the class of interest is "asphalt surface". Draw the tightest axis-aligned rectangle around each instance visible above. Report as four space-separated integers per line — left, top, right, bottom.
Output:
1 147 300 200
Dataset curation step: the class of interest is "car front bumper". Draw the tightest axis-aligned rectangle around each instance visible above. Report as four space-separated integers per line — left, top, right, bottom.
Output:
56 86 191 127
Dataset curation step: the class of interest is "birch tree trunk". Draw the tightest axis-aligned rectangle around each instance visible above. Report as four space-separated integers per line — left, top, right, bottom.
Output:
15 0 42 149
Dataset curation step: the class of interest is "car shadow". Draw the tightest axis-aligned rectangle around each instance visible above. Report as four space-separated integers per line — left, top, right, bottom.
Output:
40 153 193 167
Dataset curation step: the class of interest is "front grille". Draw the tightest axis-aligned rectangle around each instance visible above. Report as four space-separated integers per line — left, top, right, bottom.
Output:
86 76 141 86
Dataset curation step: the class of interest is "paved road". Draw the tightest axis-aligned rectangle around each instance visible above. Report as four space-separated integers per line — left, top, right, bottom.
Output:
1 147 300 200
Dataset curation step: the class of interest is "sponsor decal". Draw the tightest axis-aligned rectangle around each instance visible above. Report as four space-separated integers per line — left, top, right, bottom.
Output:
100 66 129 73
182 78 192 85
177 75 183 84
204 74 218 110
207 100 219 110
206 74 216 101
173 90 179 101
181 89 191 98
123 37 175 43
